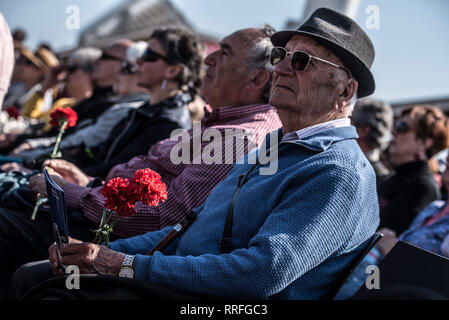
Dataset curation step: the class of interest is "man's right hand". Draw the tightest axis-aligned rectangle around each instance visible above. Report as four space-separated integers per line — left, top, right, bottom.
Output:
43 159 90 187
48 237 83 276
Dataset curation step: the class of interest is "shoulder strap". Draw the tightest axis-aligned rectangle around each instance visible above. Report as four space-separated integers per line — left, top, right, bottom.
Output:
219 163 259 254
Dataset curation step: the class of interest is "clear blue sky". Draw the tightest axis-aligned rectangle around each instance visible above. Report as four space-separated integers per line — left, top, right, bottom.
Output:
1 0 448 104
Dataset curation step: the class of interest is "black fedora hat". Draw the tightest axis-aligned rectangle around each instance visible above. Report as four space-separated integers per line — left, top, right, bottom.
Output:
271 7 375 98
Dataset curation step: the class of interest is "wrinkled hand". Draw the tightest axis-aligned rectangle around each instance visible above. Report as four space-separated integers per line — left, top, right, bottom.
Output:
49 240 125 276
49 237 83 275
28 170 68 196
376 228 398 256
43 159 90 187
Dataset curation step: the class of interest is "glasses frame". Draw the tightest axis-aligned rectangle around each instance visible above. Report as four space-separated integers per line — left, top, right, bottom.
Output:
99 52 124 62
141 47 171 64
270 47 352 78
394 120 411 134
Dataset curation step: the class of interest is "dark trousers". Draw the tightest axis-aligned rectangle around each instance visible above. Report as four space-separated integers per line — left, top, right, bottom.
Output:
9 260 201 300
0 206 99 298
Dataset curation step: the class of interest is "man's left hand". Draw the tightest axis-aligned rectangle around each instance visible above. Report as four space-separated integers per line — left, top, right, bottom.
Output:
59 243 125 276
28 171 68 196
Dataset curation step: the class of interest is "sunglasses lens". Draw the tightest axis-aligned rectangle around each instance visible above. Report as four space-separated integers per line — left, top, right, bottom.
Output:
291 51 310 71
142 49 161 62
270 47 286 66
395 121 410 133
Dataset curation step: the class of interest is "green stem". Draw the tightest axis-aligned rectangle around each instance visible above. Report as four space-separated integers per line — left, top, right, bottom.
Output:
50 120 67 159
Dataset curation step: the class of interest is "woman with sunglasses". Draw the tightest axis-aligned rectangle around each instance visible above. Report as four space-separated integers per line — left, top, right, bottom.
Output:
378 105 449 234
75 27 204 178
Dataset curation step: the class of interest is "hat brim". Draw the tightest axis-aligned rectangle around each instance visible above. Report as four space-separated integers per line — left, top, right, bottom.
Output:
271 30 375 98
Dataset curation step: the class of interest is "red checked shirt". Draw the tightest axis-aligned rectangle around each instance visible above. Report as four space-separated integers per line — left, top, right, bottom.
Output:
63 104 282 237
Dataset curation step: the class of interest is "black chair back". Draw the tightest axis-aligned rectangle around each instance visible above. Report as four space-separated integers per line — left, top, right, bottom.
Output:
330 232 383 299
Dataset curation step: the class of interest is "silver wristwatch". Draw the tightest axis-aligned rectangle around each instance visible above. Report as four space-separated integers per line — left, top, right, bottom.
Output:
118 254 135 279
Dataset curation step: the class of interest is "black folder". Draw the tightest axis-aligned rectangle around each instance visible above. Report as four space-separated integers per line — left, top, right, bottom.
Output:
353 241 449 299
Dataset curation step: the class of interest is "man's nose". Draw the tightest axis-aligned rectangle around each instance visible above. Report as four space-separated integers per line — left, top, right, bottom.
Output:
273 58 295 76
204 51 217 67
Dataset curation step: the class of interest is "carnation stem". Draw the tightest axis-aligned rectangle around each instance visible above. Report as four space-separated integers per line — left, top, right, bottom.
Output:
50 120 67 159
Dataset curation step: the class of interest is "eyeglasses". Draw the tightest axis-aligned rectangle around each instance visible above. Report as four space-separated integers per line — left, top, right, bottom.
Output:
121 61 139 75
270 47 351 78
394 120 411 134
141 47 170 63
99 52 124 62
66 65 80 74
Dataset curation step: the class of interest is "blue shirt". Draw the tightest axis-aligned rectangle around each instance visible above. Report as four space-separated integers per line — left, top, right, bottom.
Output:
109 126 379 299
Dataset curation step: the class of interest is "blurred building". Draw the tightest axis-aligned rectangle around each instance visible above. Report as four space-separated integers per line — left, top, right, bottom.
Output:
284 0 361 29
60 0 219 57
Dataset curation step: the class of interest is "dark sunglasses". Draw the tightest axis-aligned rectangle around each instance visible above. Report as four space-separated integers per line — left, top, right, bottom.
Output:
141 48 170 63
270 47 351 77
99 52 124 62
66 64 80 74
394 120 411 134
121 61 139 75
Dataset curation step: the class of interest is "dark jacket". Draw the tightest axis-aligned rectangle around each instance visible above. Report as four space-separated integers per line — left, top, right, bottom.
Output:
72 85 118 130
378 160 440 234
81 93 192 178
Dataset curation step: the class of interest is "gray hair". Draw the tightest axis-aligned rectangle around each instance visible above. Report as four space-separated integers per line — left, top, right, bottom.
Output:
352 98 394 150
67 47 102 73
246 24 276 102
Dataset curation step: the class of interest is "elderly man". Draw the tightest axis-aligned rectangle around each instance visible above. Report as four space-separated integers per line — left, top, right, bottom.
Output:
0 26 281 298
10 8 379 300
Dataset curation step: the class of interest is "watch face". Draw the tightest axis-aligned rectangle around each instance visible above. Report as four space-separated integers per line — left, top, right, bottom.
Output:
119 267 134 279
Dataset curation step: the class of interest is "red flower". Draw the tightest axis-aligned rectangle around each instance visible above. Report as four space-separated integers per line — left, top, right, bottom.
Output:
5 106 20 119
101 177 138 217
131 169 168 207
49 107 78 129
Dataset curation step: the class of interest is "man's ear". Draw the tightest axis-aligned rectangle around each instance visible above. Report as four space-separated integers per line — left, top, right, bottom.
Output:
164 65 183 81
246 69 270 91
337 79 358 107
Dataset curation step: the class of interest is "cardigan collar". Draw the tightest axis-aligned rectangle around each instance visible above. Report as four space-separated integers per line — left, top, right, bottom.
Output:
278 126 359 152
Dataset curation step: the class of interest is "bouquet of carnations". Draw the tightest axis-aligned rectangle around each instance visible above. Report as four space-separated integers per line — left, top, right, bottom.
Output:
93 169 168 246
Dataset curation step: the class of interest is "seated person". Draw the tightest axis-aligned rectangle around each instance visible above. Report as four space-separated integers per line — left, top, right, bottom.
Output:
0 26 282 297
378 105 449 234
9 8 379 300
336 151 449 299
351 98 393 186
0 40 126 155
11 42 150 166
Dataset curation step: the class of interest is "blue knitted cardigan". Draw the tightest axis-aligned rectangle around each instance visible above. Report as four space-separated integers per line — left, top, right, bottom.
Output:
109 126 379 299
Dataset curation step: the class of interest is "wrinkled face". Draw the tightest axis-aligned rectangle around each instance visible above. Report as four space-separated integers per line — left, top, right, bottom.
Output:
201 30 255 109
388 114 426 165
269 35 350 123
16 56 43 84
92 49 123 86
66 65 91 95
137 38 170 90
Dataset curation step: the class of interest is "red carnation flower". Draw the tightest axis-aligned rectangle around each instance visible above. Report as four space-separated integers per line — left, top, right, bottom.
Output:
49 107 78 129
131 169 168 207
5 106 20 119
101 177 138 217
